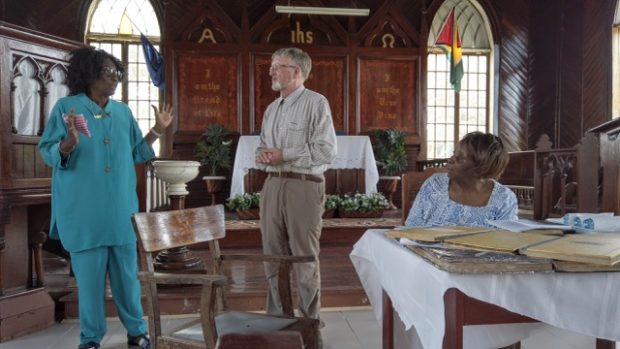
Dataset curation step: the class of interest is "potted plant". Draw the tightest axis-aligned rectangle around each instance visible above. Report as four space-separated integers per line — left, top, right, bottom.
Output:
226 192 261 220
323 194 341 218
338 192 389 218
373 128 408 209
195 124 232 205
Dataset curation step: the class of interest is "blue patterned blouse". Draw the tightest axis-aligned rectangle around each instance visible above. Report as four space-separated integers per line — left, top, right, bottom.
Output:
405 173 518 227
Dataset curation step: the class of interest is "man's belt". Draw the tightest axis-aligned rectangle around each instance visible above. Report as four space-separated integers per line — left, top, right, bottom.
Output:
268 171 324 183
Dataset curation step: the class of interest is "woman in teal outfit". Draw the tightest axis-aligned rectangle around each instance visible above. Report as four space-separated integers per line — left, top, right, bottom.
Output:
38 47 173 349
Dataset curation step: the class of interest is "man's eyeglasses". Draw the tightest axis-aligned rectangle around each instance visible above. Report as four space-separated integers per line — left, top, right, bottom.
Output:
269 63 298 71
100 66 123 80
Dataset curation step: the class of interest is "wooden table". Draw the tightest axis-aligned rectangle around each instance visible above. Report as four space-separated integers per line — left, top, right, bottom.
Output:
350 229 620 349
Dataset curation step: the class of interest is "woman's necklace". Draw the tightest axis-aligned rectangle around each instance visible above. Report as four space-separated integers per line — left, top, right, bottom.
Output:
90 100 109 119
79 97 113 145
79 97 109 119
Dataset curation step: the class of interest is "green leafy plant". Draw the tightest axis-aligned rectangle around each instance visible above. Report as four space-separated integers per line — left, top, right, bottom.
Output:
338 192 389 213
195 124 232 176
225 192 260 211
373 128 408 176
324 194 341 210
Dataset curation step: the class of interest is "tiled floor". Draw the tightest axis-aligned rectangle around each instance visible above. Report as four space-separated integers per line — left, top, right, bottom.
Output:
3 306 617 349
1 307 381 349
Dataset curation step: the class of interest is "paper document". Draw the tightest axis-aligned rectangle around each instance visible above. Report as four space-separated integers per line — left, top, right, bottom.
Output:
486 219 571 233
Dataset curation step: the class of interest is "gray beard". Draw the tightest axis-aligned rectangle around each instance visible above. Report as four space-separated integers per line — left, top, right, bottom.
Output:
271 81 282 91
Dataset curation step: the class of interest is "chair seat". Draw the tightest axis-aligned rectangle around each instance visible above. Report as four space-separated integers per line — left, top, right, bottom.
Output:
216 331 304 349
170 311 320 348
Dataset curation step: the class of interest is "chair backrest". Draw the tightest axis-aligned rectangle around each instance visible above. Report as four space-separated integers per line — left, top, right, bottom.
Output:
132 204 226 252
132 205 227 273
401 167 448 223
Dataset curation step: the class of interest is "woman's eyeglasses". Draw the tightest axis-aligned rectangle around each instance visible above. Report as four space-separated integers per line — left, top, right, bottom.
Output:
100 66 123 80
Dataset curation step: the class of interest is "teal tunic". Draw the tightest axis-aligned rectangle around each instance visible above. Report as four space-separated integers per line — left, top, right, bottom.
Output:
38 93 155 252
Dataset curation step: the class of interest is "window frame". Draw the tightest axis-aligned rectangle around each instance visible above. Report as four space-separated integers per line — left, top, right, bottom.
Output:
426 49 492 159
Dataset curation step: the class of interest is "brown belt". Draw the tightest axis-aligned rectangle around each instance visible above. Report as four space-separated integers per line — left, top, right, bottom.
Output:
268 171 324 183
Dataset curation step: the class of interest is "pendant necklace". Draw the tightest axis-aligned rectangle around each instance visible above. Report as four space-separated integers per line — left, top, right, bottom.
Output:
91 102 109 119
79 97 112 145
79 97 109 119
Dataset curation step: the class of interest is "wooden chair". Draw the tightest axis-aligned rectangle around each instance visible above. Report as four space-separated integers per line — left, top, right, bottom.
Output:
215 331 303 349
401 166 448 223
131 204 320 349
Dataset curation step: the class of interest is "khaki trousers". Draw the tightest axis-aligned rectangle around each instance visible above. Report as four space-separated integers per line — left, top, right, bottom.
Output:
260 175 324 319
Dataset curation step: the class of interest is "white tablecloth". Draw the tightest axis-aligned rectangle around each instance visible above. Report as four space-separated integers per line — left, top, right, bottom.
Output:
350 229 620 349
230 135 379 197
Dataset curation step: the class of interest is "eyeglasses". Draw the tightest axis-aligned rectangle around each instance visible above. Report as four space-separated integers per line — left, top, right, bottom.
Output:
269 63 298 71
100 66 123 80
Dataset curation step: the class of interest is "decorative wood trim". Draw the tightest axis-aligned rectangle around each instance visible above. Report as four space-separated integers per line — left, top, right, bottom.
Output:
171 1 241 43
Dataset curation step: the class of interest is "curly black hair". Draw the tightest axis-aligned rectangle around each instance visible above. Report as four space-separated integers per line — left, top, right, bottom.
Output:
66 47 125 95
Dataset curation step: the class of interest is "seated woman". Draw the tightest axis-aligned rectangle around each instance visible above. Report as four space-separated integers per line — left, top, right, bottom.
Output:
405 132 517 227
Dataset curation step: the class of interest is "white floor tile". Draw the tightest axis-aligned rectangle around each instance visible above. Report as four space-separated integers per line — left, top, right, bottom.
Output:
1 309 379 349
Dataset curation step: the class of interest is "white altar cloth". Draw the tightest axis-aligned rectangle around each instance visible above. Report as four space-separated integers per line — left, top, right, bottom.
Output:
350 229 620 349
230 135 379 197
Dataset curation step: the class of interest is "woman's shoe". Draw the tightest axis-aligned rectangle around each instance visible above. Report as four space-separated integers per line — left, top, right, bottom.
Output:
127 334 150 349
78 342 100 349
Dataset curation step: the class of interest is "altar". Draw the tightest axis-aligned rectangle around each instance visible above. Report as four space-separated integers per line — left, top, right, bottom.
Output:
230 135 379 197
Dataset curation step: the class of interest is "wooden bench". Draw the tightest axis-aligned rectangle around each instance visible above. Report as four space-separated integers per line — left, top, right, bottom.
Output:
401 133 601 221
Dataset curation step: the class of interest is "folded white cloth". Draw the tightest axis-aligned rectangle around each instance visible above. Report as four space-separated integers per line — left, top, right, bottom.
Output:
563 213 620 233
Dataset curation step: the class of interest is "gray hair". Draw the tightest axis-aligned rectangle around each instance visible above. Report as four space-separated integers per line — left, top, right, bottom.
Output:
272 47 312 80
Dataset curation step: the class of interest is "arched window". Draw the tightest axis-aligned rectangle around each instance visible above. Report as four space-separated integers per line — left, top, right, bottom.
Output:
85 0 162 153
426 0 494 159
613 2 620 118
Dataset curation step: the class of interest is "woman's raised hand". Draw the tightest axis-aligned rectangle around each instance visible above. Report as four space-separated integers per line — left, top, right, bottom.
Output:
151 104 174 133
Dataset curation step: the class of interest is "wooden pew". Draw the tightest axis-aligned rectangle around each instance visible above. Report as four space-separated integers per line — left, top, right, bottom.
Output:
587 119 620 214
0 23 81 341
400 133 601 222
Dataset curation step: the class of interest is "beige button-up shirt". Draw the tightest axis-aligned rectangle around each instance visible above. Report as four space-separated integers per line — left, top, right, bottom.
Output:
257 85 337 175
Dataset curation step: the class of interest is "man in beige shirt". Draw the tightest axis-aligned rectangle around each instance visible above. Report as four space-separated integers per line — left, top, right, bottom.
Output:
256 47 337 322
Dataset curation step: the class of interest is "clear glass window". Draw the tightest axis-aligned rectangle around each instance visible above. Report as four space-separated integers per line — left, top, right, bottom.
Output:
86 0 162 154
426 53 489 159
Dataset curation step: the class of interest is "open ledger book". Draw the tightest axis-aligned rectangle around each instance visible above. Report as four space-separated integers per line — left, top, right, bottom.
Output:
385 226 493 242
521 233 620 266
408 245 553 273
486 219 571 233
385 226 620 272
443 230 561 252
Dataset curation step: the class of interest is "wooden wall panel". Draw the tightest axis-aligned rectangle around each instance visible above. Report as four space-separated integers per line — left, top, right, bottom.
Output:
495 0 530 151
2 0 619 196
557 0 585 149
175 53 239 132
358 58 417 134
581 0 615 132
252 54 277 134
302 56 347 133
2 0 90 42
527 0 561 149
252 54 347 134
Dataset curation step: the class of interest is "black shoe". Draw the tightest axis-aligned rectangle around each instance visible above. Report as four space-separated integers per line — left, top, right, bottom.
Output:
78 342 100 349
127 334 150 349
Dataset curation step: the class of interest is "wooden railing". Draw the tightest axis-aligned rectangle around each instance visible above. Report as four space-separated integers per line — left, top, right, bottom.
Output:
402 133 601 221
137 161 169 213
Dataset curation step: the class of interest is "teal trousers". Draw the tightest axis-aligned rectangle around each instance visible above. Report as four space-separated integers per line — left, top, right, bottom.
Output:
70 243 146 345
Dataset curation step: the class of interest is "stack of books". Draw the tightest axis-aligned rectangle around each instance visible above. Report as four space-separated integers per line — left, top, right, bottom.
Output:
385 226 620 273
